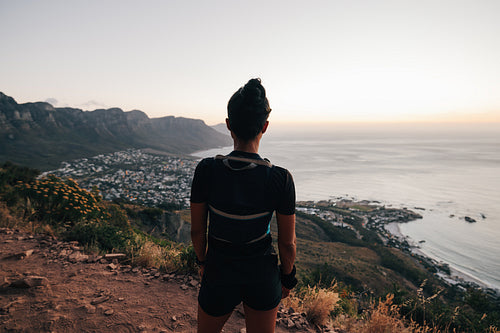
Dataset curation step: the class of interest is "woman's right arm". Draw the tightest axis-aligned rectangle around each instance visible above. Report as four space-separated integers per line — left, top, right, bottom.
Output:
277 212 296 297
191 202 208 265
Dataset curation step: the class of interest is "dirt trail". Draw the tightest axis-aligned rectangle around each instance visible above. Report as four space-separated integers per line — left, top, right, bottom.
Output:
0 229 316 332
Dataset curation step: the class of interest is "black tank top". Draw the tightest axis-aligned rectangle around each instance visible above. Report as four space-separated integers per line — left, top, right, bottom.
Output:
191 151 295 246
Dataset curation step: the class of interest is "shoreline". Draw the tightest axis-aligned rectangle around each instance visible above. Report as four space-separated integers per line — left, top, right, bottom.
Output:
384 221 498 293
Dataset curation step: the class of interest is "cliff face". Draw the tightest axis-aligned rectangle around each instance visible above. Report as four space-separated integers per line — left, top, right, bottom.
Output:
0 92 231 170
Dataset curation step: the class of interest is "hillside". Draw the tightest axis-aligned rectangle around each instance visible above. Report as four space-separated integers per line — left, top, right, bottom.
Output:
0 92 231 170
0 229 307 333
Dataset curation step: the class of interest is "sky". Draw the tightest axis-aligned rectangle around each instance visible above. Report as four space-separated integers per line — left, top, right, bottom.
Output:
1 0 500 125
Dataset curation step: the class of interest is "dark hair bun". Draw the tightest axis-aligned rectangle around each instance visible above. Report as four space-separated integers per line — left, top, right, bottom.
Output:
240 78 265 107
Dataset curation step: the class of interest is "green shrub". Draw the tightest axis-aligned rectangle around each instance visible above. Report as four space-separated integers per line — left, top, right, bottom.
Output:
65 220 135 253
178 245 197 273
139 207 163 220
0 161 40 190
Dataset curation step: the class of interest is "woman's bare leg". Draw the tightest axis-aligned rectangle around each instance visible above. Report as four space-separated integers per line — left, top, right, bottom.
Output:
197 304 232 333
243 303 279 333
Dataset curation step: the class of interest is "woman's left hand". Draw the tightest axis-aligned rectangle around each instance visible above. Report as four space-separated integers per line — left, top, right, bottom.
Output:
281 286 291 299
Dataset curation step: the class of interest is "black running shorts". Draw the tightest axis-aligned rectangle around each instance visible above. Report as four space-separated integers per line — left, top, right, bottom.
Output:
198 270 282 317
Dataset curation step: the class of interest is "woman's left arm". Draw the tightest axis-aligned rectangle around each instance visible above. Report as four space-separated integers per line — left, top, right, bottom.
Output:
191 202 208 265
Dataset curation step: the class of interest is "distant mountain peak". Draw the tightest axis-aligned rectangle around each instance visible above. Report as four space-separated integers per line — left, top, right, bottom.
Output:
0 92 231 170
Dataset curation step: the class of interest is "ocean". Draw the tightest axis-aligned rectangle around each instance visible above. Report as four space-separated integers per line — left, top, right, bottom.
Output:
192 123 500 291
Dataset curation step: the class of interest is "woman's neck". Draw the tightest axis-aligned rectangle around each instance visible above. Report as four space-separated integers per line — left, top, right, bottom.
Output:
233 138 260 154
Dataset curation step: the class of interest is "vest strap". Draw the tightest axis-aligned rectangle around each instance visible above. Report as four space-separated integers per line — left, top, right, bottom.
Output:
208 204 271 220
215 154 272 168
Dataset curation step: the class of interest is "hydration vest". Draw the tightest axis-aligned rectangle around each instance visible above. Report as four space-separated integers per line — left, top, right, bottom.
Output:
207 154 274 248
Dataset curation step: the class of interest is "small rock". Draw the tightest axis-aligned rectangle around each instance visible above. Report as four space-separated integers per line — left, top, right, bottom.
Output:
107 263 118 270
180 284 188 290
68 252 89 263
1 276 10 288
104 309 114 316
91 295 110 305
172 315 177 321
7 250 34 260
59 249 71 257
104 253 126 260
82 304 96 314
240 329 247 333
189 280 199 287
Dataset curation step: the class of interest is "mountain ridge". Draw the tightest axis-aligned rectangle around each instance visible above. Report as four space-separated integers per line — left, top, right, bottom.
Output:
0 92 231 170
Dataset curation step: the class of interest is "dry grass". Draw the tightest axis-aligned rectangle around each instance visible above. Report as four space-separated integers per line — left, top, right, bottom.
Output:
360 294 415 333
129 237 181 272
0 201 17 228
338 293 444 333
284 284 340 327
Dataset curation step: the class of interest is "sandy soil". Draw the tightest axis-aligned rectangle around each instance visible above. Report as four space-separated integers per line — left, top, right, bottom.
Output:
0 229 317 333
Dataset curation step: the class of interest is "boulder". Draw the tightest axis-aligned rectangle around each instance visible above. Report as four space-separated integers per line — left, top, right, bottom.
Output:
10 276 49 288
68 251 89 263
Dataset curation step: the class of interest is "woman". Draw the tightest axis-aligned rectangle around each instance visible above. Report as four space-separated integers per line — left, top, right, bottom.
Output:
190 78 297 333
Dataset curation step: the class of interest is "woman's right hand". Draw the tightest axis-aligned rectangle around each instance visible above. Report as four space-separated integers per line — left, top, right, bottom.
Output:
198 265 205 280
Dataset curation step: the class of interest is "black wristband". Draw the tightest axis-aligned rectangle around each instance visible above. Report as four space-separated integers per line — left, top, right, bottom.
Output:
195 257 205 266
280 265 298 289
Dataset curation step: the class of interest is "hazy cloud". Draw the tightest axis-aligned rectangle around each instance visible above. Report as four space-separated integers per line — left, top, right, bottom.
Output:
44 98 59 106
79 100 107 110
43 98 108 110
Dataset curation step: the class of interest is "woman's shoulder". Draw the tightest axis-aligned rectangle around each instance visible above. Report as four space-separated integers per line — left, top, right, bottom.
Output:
196 157 216 166
269 164 294 187
270 163 292 175
194 157 217 175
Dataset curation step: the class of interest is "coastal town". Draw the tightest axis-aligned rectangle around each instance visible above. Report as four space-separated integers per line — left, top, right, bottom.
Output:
297 199 423 248
42 149 198 209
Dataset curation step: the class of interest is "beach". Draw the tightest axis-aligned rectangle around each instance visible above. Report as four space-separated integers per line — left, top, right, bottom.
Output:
385 222 496 291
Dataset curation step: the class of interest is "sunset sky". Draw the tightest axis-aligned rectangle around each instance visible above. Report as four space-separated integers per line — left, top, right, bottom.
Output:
1 0 499 125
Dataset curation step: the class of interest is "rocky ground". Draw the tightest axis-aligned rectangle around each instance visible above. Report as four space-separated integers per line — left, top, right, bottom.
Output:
0 228 319 332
